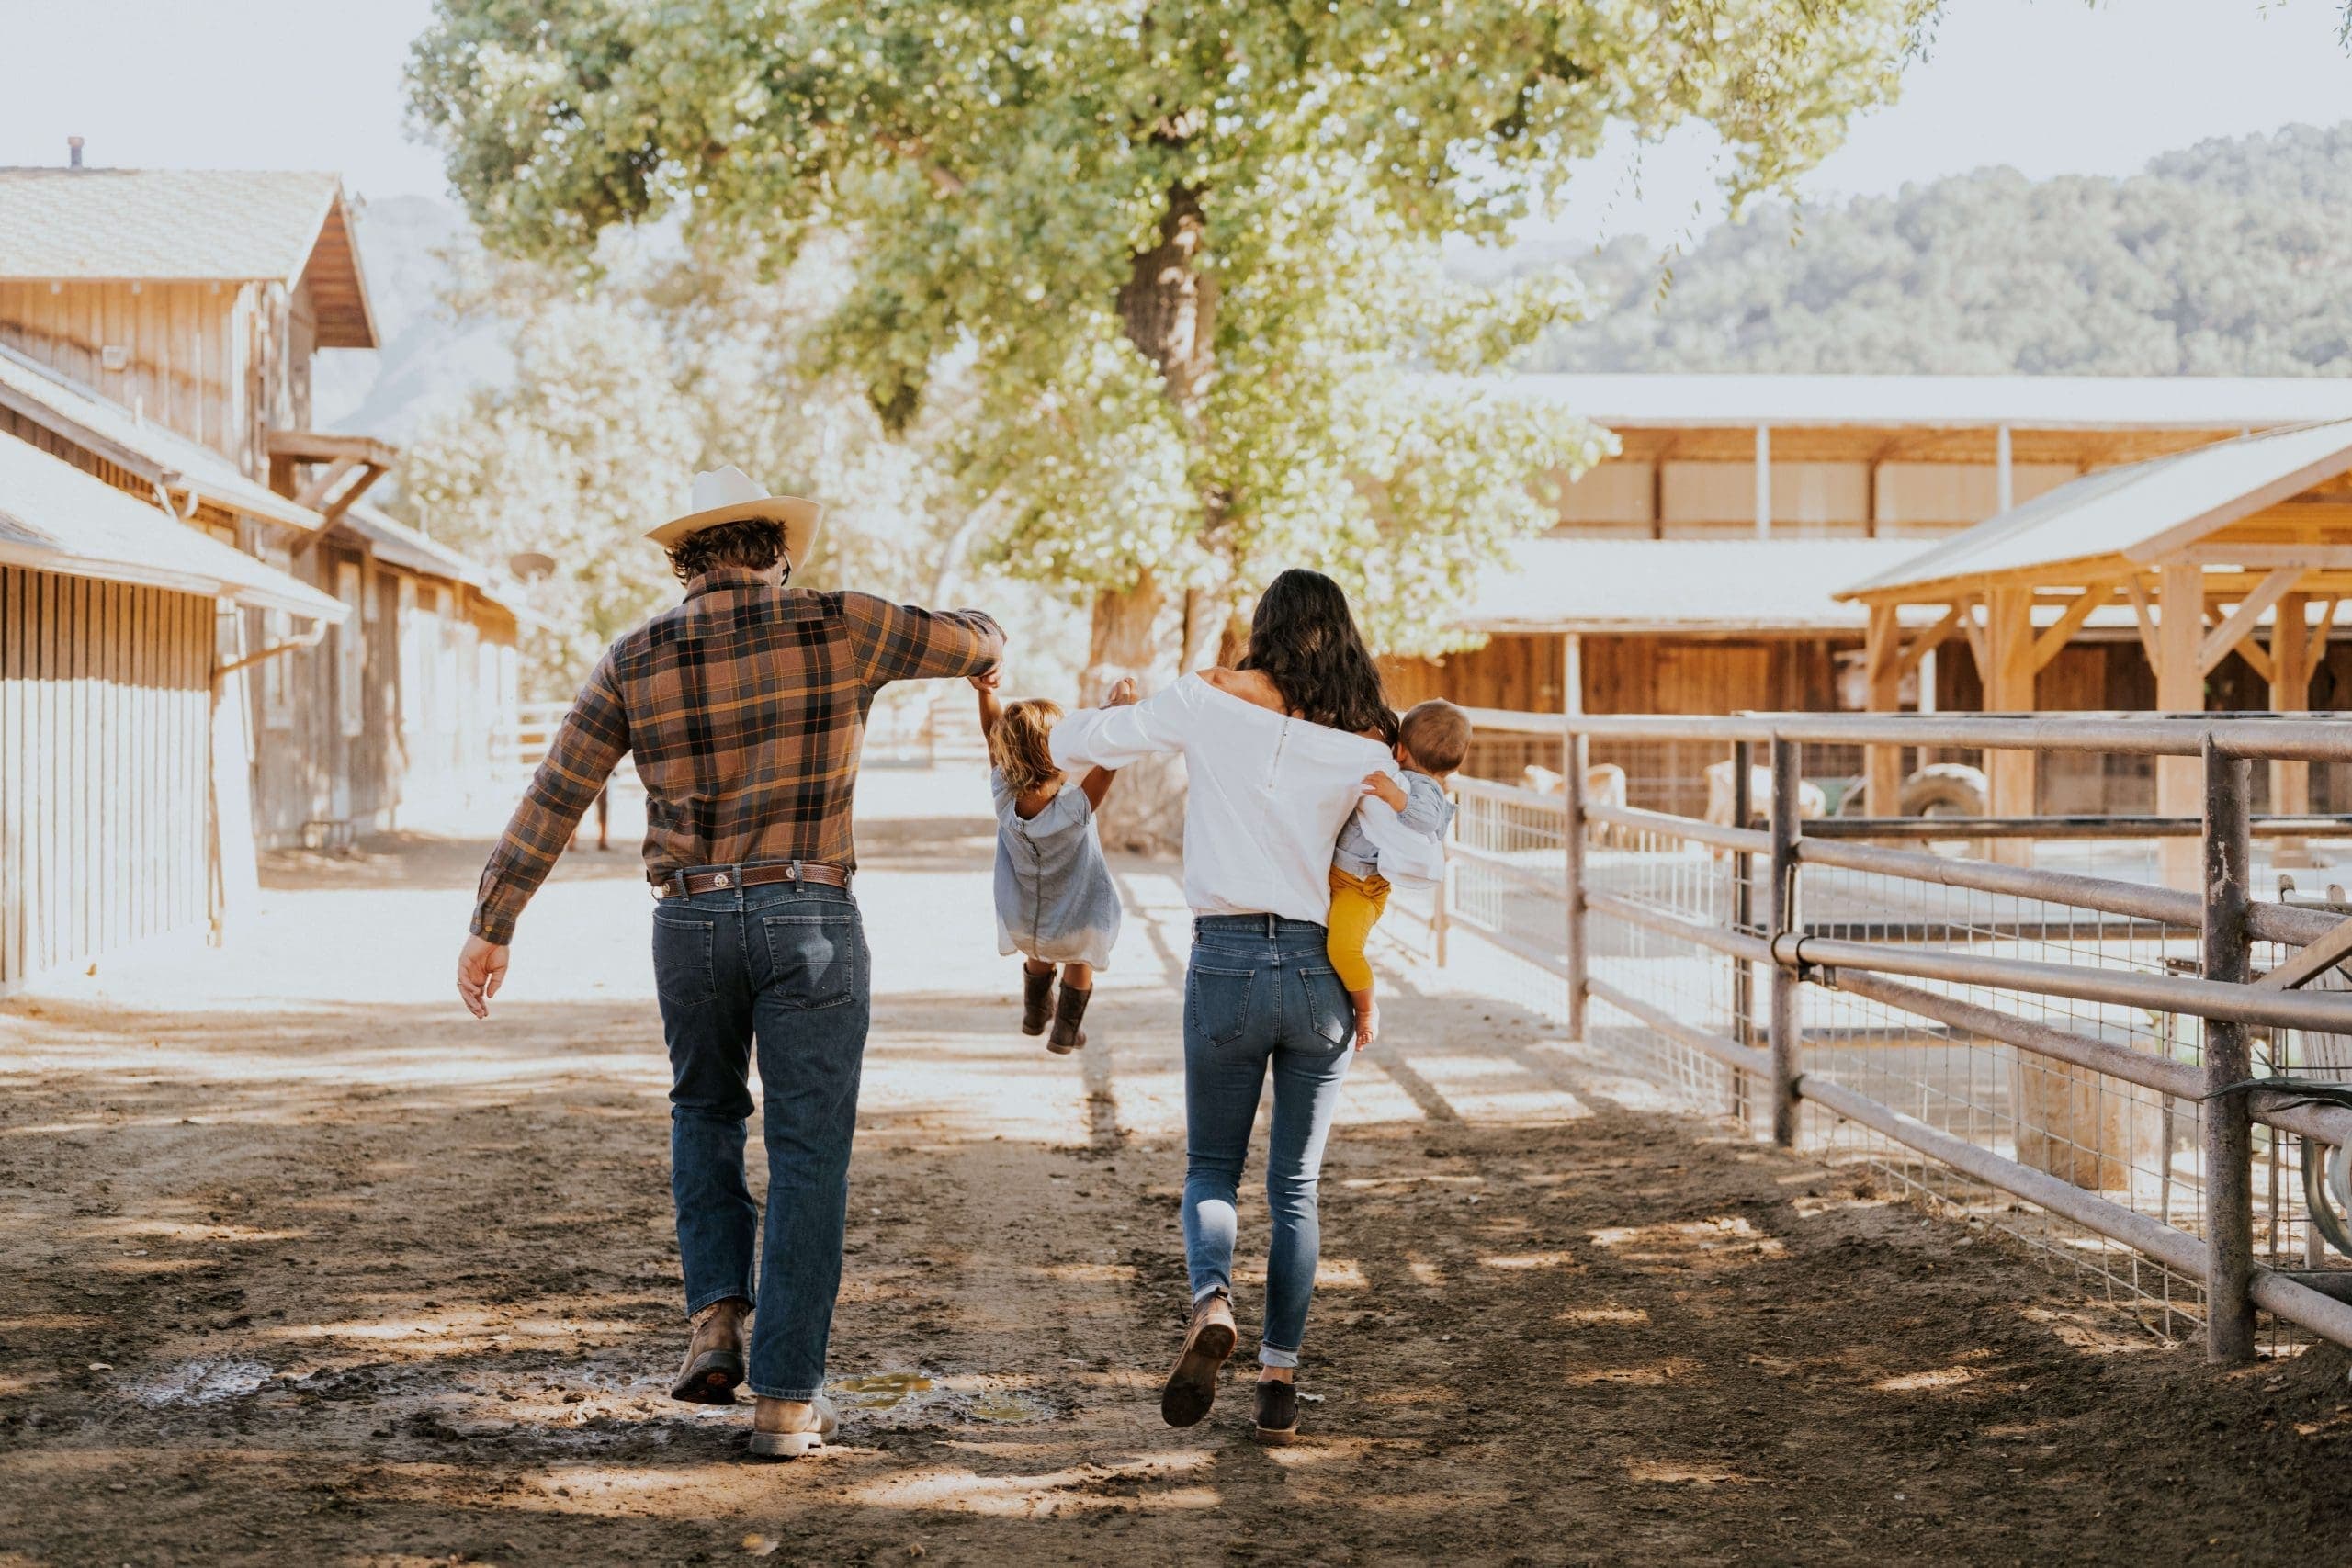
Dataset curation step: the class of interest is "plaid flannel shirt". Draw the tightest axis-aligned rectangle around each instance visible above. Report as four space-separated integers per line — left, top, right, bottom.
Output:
471 568 1003 943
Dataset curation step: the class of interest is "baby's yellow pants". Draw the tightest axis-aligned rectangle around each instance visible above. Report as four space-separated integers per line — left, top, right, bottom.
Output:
1325 866 1391 993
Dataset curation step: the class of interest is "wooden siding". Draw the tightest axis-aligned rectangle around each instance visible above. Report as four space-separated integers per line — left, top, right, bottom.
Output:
1 566 212 989
0 276 311 479
236 548 519 849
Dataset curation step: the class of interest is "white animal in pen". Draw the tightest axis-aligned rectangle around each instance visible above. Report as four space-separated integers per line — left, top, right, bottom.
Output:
1702 760 1826 852
1521 762 1632 846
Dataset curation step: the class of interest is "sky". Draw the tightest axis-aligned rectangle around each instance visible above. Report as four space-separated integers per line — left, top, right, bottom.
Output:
0 0 2347 247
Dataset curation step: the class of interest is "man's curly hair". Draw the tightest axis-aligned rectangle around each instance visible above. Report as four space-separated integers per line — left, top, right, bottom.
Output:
667 517 787 585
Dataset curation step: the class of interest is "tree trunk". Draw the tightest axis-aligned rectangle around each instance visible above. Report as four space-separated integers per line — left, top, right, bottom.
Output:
1087 184 1218 851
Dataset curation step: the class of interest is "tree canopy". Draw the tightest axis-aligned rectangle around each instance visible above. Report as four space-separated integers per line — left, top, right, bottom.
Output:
409 0 1930 682
1539 121 2352 376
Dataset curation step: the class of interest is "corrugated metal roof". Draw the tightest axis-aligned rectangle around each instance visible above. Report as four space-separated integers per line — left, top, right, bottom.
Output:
1838 420 2352 601
0 168 340 282
335 502 523 618
0 434 345 618
0 343 321 529
1493 373 2352 430
337 503 484 585
1464 537 1941 633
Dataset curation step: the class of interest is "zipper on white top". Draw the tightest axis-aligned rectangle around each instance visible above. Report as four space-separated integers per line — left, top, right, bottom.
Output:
1264 715 1291 789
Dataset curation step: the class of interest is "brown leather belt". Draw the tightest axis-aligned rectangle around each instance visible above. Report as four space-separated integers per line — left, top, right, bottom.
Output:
657 861 853 898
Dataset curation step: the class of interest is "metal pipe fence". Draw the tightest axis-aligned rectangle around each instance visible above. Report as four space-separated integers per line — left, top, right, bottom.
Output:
1438 708 2352 1359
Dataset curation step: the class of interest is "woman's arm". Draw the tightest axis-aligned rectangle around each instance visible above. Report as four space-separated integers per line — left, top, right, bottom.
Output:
1073 676 1139 809
1051 675 1182 773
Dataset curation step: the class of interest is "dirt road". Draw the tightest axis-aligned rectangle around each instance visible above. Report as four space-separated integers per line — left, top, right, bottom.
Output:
4 768 2348 1565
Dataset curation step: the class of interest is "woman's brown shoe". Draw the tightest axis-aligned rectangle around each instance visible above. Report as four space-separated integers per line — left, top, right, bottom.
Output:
1021 965 1055 1035
1253 1378 1299 1444
1048 984 1091 1055
1159 1289 1237 1427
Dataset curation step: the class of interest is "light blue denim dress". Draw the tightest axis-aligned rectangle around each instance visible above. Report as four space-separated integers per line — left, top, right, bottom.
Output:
991 768 1122 969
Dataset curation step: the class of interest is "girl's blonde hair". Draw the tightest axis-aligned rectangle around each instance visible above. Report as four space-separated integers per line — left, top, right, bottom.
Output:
990 697 1065 795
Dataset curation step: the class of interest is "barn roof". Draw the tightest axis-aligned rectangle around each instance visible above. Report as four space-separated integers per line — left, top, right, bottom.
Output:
1464 537 1943 635
0 168 376 347
1838 419 2352 603
0 435 345 618
334 503 526 619
1498 374 2352 431
0 342 322 529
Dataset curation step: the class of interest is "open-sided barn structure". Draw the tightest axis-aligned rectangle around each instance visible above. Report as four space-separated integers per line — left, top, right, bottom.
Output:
1394 375 2352 812
1839 418 2352 879
0 158 519 993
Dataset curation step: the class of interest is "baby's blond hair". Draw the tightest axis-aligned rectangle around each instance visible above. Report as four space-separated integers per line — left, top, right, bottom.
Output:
990 697 1065 795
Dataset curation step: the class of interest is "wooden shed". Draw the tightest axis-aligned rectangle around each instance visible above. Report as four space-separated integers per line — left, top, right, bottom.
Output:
0 434 343 993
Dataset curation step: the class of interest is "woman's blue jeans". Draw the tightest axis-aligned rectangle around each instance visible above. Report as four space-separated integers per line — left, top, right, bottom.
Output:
651 876 868 1402
1181 914 1355 1368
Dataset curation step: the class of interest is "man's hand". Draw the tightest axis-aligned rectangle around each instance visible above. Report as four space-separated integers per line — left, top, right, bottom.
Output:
458 934 510 1019
1105 676 1139 707
1361 771 1409 812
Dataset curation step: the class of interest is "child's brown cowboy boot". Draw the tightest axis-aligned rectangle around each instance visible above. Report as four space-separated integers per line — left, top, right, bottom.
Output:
1047 984 1091 1055
1021 964 1055 1035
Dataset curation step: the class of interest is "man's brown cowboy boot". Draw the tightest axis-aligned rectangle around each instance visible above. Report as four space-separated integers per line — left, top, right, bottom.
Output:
1159 1287 1237 1427
671 1297 748 1404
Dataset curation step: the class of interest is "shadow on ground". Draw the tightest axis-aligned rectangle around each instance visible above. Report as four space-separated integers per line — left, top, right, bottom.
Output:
3 824 2350 1564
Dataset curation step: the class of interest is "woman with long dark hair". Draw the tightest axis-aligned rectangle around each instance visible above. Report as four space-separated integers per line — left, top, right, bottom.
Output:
1049 569 1441 1443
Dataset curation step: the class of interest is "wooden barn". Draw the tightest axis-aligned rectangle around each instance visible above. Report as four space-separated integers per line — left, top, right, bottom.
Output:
0 434 343 990
0 157 519 989
1395 375 2352 805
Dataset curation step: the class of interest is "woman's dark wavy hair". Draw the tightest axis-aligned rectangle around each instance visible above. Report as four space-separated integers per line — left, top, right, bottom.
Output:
1236 569 1397 742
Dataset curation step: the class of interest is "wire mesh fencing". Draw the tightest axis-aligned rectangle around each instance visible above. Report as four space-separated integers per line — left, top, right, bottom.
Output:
1444 709 2352 1359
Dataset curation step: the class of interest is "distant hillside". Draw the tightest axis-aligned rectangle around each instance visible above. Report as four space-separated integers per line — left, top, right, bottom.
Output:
1534 122 2352 377
313 193 511 440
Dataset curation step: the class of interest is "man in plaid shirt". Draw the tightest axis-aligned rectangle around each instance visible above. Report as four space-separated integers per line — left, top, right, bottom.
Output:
456 467 1002 1459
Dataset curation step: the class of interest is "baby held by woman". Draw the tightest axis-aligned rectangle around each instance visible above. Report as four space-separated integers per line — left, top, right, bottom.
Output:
1328 699 1469 1045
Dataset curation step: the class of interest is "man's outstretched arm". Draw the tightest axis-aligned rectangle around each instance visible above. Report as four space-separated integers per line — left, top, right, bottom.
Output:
843 592 1004 686
458 652 629 1015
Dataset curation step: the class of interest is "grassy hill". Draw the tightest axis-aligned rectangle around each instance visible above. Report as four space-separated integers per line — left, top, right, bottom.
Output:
1533 121 2352 377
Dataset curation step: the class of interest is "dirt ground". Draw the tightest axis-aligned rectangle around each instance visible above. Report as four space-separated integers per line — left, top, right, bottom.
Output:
5 766 2351 1567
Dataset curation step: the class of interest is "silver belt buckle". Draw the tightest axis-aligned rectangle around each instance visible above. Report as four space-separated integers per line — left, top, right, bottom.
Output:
711 872 730 888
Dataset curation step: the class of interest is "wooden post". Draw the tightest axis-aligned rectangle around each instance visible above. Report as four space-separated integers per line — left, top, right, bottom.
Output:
1863 602 1904 814
2270 592 2312 866
1564 725 1588 1042
2202 737 2257 1363
1731 739 1755 1129
1995 423 2015 514
1754 424 1771 538
2156 563 2205 891
1768 736 1802 1147
1983 585 2037 867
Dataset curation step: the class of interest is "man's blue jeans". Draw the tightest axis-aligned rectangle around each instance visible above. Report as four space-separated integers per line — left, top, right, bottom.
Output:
651 876 868 1402
1181 914 1355 1369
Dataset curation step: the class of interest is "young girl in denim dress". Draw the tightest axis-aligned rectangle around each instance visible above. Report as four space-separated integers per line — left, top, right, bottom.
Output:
972 672 1136 1052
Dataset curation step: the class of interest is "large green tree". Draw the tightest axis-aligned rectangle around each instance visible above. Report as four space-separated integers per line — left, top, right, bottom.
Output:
409 0 1928 692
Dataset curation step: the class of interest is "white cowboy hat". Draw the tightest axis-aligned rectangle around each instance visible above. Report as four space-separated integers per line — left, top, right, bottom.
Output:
644 465 822 565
